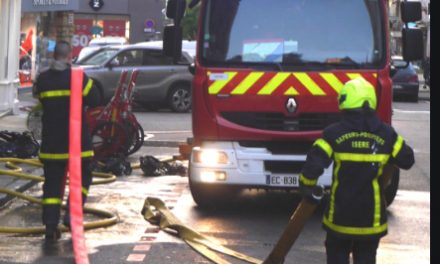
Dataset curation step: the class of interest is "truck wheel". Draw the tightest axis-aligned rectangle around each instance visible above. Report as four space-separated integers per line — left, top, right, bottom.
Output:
384 169 400 207
167 85 191 113
189 174 238 208
189 180 219 208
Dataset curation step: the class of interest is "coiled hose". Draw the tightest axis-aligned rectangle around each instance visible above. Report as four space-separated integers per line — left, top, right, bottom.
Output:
0 158 119 234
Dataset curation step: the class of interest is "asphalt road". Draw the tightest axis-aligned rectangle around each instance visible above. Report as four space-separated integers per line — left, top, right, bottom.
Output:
0 96 430 264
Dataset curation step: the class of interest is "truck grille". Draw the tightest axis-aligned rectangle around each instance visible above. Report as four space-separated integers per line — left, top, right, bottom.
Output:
221 112 341 132
265 160 305 174
239 141 313 154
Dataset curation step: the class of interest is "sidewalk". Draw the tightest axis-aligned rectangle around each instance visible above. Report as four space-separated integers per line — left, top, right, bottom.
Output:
418 74 430 101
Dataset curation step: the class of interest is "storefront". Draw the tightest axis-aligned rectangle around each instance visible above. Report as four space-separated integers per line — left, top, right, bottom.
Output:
21 0 165 81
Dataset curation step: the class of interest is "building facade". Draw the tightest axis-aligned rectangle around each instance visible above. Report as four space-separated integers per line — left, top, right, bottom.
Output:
0 0 21 113
21 0 165 78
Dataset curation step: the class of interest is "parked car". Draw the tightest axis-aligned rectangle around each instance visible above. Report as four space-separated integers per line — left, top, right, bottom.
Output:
391 56 419 102
88 36 128 47
74 43 194 112
135 40 196 58
75 36 129 63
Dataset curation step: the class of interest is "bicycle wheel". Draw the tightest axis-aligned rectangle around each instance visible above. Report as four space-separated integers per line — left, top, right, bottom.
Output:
26 104 43 141
125 121 145 156
91 121 130 160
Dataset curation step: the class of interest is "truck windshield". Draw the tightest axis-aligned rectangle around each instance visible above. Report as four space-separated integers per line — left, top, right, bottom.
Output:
201 0 384 69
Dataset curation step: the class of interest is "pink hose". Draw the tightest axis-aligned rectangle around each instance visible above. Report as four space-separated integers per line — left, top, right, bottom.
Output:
69 68 89 264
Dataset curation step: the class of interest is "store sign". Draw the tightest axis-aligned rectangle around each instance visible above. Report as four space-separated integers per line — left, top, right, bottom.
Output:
144 19 155 33
89 0 104 11
33 0 69 6
23 0 78 11
72 19 93 58
104 20 126 37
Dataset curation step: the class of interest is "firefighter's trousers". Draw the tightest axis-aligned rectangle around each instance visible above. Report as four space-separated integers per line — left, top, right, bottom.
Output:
42 159 93 226
325 232 380 264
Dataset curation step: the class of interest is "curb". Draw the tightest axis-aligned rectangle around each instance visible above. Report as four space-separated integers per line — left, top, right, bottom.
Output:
143 140 185 148
0 109 12 119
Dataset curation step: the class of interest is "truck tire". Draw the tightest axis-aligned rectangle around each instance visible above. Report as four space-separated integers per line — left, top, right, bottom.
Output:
189 179 221 208
189 172 239 208
384 169 400 207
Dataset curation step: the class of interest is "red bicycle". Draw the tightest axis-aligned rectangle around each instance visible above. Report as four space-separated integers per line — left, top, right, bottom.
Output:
86 70 144 161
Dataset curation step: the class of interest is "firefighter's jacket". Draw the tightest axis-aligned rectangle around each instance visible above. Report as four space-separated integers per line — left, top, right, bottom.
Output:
300 110 414 239
35 65 101 161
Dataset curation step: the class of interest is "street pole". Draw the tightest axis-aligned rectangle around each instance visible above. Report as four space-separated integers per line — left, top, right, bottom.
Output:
0 0 21 115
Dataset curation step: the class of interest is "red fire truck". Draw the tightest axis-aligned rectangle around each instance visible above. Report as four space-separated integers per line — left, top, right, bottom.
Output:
164 0 424 207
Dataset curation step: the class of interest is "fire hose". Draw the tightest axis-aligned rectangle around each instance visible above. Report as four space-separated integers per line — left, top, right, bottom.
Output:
0 157 119 234
141 187 324 264
142 197 262 264
141 164 396 264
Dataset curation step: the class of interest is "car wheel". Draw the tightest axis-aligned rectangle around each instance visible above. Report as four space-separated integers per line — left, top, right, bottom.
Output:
167 85 191 113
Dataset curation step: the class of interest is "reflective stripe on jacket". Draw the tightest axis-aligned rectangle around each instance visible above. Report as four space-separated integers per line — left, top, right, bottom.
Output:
35 67 101 161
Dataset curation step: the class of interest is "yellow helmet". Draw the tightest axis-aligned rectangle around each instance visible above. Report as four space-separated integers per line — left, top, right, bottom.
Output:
338 78 377 110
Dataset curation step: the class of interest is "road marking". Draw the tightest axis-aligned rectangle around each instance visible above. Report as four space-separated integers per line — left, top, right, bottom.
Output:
145 227 161 233
133 244 152 252
140 236 157 242
126 254 146 262
144 133 154 140
393 109 430 114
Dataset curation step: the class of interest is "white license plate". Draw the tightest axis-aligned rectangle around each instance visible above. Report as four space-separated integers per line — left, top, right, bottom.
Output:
266 174 299 187
393 84 403 89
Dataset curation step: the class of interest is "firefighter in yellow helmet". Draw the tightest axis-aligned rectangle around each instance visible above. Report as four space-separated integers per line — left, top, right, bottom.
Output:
299 78 415 264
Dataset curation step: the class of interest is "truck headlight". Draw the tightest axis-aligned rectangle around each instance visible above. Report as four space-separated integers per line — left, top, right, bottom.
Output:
193 149 229 165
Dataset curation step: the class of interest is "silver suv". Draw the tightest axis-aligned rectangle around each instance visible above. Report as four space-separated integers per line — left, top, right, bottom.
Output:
75 42 193 112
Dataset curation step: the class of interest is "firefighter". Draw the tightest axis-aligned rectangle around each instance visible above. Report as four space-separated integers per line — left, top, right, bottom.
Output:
299 78 414 264
34 40 101 242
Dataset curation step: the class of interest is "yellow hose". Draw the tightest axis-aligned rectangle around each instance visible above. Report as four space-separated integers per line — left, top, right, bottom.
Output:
142 197 263 264
0 158 119 234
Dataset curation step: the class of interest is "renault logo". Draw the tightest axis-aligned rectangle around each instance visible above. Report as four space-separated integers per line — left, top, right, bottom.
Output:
286 98 297 113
